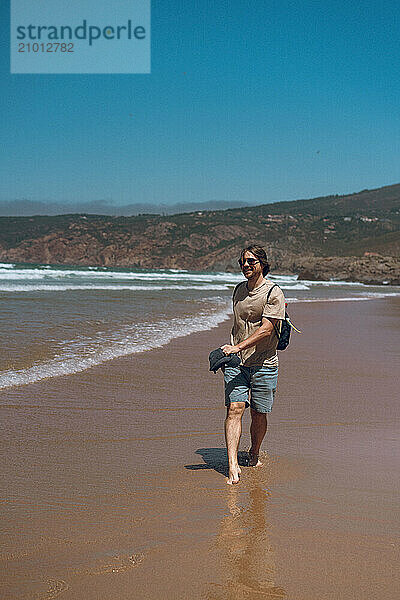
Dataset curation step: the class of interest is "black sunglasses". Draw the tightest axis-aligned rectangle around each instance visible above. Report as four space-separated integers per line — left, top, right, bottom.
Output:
238 258 260 267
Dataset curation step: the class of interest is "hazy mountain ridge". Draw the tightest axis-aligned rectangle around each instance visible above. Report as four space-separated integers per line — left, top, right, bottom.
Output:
0 184 399 284
0 199 252 217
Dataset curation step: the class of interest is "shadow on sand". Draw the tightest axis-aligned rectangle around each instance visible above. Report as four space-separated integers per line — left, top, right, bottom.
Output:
184 448 250 478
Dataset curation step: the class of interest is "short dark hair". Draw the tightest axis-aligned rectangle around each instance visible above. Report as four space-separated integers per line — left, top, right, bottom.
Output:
240 245 270 275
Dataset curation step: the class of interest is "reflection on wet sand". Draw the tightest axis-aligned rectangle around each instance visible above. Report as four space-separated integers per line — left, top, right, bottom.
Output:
208 456 287 600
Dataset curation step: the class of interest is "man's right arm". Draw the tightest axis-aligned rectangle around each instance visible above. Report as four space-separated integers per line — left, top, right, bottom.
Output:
221 316 277 355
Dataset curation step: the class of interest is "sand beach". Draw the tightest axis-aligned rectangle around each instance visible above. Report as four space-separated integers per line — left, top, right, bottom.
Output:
0 297 399 599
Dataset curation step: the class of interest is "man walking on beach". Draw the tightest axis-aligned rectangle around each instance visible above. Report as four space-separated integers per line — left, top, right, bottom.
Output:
221 245 285 484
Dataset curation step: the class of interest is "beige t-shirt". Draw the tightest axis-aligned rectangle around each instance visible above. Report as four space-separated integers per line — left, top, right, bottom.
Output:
231 279 286 367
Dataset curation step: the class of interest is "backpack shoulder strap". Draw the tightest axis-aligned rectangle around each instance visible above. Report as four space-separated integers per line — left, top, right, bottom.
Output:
266 283 279 303
232 281 244 303
265 283 282 339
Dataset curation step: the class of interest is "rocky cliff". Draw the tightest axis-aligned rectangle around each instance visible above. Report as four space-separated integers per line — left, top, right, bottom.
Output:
0 184 399 284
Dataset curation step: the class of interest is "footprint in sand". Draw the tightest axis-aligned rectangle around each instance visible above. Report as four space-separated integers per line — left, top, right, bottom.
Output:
72 552 143 576
43 579 69 599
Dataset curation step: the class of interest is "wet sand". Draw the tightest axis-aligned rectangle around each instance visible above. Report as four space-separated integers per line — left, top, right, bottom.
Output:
0 298 399 599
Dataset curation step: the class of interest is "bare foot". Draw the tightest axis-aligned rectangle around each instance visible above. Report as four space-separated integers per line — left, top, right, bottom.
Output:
227 467 241 485
248 451 263 467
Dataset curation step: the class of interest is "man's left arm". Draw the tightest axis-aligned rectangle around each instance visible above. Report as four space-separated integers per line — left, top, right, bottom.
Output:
221 317 278 355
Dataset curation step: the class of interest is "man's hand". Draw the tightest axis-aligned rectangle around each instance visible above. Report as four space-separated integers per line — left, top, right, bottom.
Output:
221 344 240 355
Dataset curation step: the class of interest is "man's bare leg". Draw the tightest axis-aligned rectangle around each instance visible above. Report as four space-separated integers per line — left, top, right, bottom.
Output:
224 402 246 484
249 408 267 466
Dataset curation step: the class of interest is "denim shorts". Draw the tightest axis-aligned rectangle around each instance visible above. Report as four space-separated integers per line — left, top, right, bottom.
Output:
224 365 278 413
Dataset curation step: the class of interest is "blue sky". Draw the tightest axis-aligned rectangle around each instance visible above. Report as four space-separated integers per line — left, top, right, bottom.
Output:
1 0 400 208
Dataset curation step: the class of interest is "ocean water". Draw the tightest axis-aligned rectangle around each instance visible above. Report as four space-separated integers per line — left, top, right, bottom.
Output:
1 262 399 390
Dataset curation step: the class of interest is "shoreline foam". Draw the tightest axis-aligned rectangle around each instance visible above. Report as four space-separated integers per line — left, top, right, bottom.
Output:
1 294 399 391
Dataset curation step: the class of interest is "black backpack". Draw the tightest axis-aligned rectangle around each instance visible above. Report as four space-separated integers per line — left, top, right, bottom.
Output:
266 284 300 350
